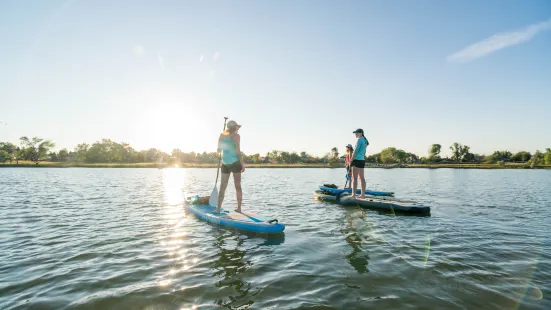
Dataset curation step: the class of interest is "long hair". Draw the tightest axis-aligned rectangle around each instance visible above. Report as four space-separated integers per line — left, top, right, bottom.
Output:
347 146 354 154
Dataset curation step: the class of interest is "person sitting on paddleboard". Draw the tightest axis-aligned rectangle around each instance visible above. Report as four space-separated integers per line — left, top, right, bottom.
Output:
351 128 368 198
345 144 354 187
215 120 246 214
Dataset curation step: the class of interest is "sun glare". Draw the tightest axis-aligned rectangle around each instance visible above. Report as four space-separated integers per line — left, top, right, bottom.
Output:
134 98 204 152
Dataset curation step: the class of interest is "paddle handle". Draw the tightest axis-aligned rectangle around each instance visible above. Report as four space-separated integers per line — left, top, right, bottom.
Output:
214 117 229 185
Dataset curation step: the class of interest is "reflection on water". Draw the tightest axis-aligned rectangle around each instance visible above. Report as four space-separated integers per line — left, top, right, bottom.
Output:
163 168 187 206
1 168 549 309
212 232 257 309
341 209 370 274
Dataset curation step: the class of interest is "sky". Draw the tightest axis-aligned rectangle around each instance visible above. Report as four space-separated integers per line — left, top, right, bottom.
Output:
1 0 550 157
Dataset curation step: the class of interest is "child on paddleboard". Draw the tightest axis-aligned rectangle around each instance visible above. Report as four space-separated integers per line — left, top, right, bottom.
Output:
345 144 354 187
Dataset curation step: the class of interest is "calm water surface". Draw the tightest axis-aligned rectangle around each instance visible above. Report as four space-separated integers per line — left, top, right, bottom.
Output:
1 168 549 309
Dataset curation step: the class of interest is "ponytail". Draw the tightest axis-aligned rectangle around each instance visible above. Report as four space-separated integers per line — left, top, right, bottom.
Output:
362 134 369 146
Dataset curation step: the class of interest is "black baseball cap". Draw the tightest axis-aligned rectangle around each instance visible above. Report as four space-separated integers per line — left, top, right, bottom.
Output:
352 128 364 134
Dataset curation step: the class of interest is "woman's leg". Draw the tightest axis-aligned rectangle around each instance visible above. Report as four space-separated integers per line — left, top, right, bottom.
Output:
216 173 231 213
233 172 242 212
359 167 366 198
351 166 358 198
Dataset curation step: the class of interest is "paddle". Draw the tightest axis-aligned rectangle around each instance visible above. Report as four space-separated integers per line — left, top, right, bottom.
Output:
344 166 351 188
209 117 228 207
233 211 279 224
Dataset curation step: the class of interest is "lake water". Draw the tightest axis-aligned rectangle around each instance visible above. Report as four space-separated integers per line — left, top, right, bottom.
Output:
1 168 549 309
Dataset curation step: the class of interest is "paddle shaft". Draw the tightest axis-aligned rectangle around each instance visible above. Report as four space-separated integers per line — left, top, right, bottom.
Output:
214 117 229 186
344 165 351 188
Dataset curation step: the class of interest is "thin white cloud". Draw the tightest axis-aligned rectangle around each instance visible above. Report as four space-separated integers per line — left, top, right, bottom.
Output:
199 54 204 62
447 18 551 63
213 52 219 61
157 50 164 69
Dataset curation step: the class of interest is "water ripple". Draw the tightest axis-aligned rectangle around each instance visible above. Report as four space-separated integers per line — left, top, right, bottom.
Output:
0 168 549 309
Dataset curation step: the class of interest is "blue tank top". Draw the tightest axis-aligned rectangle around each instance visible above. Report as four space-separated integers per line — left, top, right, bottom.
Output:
354 137 368 160
220 135 239 165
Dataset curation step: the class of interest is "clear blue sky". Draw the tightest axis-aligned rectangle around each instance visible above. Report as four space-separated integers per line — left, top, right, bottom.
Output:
1 0 550 157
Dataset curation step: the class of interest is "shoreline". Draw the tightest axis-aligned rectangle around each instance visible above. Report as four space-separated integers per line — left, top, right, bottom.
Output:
1 162 550 169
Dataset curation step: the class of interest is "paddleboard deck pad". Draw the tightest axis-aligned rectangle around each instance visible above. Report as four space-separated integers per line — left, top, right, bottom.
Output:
184 195 285 234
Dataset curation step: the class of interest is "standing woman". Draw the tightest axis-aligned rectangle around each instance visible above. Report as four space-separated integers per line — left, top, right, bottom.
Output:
215 120 246 213
350 128 368 198
345 144 354 187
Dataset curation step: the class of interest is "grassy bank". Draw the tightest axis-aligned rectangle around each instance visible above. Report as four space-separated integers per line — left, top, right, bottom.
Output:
405 163 551 169
0 161 335 168
1 161 550 169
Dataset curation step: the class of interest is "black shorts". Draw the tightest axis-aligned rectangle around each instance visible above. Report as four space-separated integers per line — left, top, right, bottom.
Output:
351 160 365 168
221 161 242 174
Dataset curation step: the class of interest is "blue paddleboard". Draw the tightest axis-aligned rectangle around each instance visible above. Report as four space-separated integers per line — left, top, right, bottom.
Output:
184 195 285 234
319 186 394 197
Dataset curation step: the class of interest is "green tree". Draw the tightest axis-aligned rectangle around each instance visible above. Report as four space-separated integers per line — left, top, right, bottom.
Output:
395 149 406 163
429 144 441 162
58 149 69 161
405 152 419 163
250 153 262 164
49 152 58 161
0 150 9 163
331 147 339 159
366 153 380 163
463 152 475 162
460 145 473 162
380 147 397 164
511 151 531 162
488 151 513 163
19 137 55 164
545 148 551 165
448 143 472 162
289 152 300 164
528 150 544 168
0 142 17 163
449 142 462 162
270 150 280 163
75 143 89 162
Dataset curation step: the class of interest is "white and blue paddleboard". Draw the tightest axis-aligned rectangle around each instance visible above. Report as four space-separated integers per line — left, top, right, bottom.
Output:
319 186 394 197
184 195 285 234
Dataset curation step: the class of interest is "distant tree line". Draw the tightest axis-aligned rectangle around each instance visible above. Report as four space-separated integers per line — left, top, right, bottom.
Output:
1 137 550 166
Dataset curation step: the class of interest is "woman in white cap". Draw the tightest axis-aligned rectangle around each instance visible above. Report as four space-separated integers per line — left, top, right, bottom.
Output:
215 120 246 213
351 128 369 198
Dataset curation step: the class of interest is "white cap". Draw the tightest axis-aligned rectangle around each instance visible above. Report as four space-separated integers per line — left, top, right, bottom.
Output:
227 120 242 129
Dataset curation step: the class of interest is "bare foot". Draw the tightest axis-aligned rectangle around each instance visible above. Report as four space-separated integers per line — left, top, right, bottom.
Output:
234 208 242 213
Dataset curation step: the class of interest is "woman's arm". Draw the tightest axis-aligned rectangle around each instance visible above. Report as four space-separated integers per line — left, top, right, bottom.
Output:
351 140 359 159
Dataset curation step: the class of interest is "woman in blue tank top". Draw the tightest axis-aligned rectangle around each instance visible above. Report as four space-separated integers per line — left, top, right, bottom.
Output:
215 120 246 213
351 128 369 199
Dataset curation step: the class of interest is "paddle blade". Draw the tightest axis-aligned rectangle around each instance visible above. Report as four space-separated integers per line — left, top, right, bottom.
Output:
209 186 218 207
